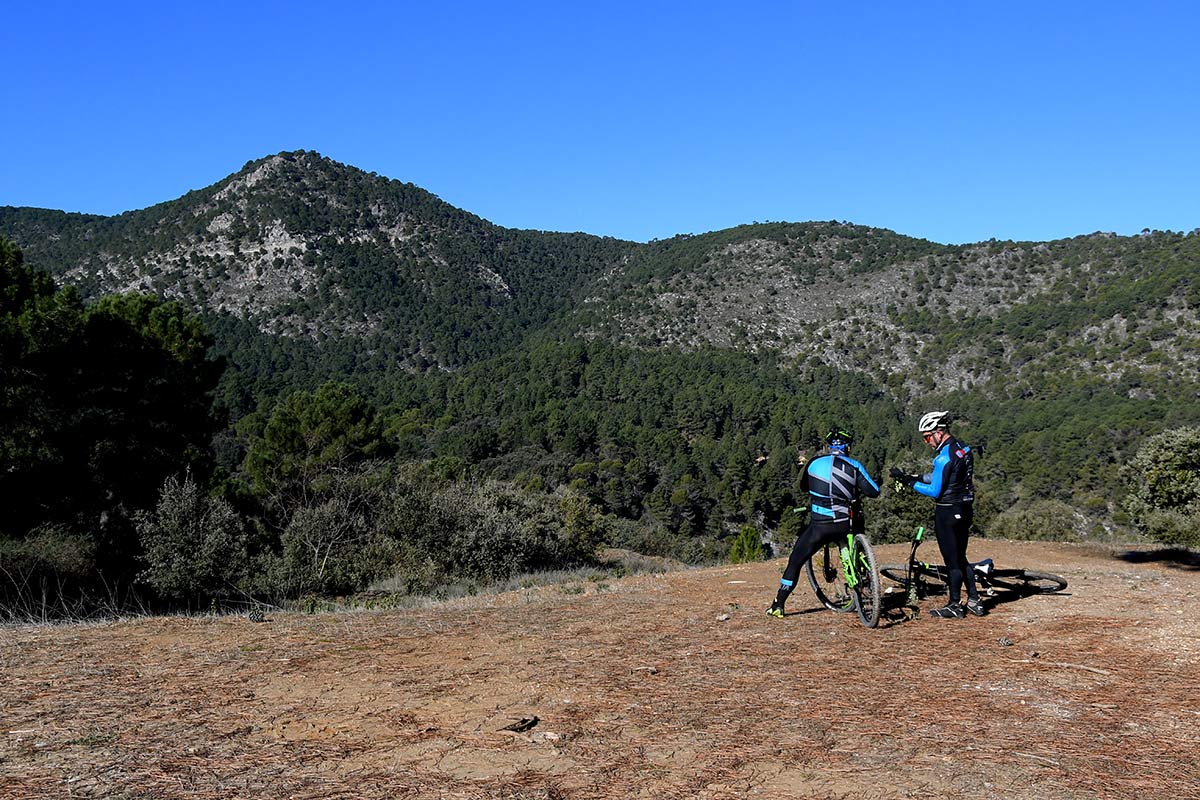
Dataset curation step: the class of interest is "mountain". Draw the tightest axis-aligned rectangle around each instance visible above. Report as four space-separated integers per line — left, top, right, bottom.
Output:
5 151 1197 408
5 150 1200 578
0 151 634 374
578 222 1200 400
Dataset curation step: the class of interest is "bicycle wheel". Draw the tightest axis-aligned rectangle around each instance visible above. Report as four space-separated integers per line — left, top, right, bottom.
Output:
851 534 881 629
806 542 854 612
879 564 949 598
987 569 1068 594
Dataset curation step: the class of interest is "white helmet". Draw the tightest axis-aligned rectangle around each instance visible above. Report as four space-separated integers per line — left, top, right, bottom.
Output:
917 411 952 433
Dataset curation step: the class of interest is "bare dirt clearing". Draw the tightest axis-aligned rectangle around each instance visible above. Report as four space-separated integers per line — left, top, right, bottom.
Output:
3 540 1198 799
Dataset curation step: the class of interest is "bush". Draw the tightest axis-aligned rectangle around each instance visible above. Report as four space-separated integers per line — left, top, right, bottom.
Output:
1122 427 1200 548
986 500 1082 542
369 469 609 594
869 478 930 544
0 526 99 615
729 524 765 563
427 481 601 583
137 473 248 600
602 516 712 563
276 464 396 596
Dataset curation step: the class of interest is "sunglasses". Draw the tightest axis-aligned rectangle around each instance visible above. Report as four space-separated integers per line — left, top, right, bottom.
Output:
922 432 936 442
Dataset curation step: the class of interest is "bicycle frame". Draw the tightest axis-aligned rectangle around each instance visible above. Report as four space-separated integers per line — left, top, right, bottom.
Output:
838 533 860 587
898 526 926 610
886 526 1067 596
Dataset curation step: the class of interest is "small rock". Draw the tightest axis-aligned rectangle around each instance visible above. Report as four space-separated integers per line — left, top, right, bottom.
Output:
716 614 731 621
998 637 1014 647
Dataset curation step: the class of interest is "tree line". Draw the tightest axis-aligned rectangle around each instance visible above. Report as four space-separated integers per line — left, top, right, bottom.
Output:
3 236 1197 618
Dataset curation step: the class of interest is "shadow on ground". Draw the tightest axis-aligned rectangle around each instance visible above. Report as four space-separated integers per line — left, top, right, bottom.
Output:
1116 547 1200 571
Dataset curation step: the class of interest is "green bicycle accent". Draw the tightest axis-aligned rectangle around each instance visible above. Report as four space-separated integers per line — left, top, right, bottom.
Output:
805 531 882 628
839 534 858 585
879 525 1069 608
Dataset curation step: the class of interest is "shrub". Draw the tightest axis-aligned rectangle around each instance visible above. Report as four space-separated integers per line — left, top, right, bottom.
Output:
729 524 765 563
137 473 248 600
1122 427 1200 548
373 470 607 593
0 526 99 615
277 464 396 596
987 500 1082 542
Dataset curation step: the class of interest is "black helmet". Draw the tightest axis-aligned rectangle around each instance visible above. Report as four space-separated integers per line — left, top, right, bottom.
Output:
824 427 854 449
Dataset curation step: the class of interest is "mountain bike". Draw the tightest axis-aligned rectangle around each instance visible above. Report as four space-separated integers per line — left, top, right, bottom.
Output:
805 532 882 628
878 526 1068 607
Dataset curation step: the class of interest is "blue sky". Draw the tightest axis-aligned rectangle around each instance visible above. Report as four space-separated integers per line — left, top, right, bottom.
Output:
5 1 1198 244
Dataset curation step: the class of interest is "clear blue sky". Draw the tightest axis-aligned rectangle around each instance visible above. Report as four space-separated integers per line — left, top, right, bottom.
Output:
5 1 1198 244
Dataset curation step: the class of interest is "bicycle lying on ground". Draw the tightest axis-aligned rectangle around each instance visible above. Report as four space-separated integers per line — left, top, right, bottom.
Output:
879 526 1068 616
805 531 882 628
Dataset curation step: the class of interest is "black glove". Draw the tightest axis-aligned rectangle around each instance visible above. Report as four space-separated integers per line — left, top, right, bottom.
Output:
889 466 917 489
888 466 905 480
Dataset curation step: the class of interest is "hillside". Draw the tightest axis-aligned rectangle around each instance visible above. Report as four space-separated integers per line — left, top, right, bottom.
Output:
0 151 635 371
576 223 1200 398
2 540 1197 799
4 151 1199 400
3 151 1200 553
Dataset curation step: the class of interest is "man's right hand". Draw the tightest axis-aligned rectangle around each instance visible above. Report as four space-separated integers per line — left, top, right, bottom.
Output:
889 466 917 488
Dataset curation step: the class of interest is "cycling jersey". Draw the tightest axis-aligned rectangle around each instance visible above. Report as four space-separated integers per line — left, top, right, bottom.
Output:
914 436 974 505
801 453 881 522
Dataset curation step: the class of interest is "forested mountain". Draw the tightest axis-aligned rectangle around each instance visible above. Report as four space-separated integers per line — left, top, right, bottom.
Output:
1 151 634 377
5 151 1197 407
579 221 1200 399
3 151 1199 614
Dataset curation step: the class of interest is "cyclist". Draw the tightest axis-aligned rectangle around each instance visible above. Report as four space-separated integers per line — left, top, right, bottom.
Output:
767 427 881 618
889 411 985 618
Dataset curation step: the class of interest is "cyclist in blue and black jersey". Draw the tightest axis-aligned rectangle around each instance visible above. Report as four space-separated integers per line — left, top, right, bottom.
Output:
766 428 881 618
890 411 985 619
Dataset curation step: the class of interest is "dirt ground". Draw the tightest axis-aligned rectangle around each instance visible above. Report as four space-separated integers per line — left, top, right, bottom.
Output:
2 540 1198 800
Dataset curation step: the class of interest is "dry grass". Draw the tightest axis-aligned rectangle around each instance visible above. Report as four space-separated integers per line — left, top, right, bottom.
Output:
2 540 1197 799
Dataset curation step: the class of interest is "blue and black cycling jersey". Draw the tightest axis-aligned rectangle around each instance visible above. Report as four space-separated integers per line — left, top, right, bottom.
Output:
914 435 975 505
801 454 881 523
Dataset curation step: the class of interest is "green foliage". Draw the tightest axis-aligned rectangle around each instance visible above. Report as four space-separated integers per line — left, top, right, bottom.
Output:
384 339 903 541
986 500 1082 542
8 162 1200 611
870 480 933 544
277 465 398 596
137 473 248 599
1122 427 1200 548
0 238 223 589
240 381 391 509
410 480 602 585
0 526 98 595
729 524 765 563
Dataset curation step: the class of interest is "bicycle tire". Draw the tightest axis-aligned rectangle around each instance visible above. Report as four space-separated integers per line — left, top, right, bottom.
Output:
879 563 949 597
878 565 908 586
987 569 1068 594
852 534 881 629
806 543 854 613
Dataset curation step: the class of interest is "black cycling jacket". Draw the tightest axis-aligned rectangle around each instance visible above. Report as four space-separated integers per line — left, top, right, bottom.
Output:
914 435 974 505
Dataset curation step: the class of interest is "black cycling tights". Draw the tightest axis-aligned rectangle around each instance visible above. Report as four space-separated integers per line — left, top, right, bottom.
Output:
934 503 978 605
775 520 848 605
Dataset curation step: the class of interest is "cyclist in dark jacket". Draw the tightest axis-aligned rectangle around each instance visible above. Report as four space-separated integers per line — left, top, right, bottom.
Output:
890 411 985 618
767 428 880 618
